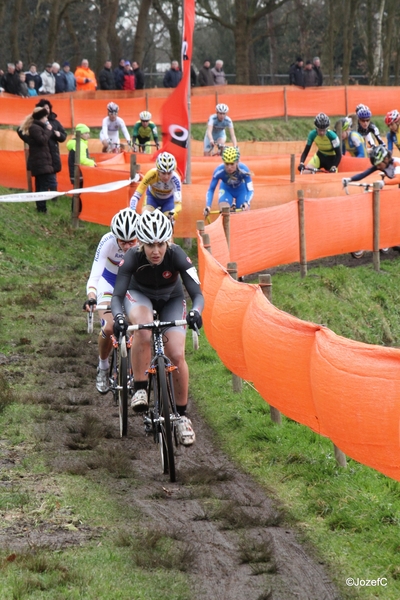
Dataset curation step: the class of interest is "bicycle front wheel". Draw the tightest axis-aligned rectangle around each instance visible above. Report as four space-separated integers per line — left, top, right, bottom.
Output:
118 342 129 437
157 356 176 482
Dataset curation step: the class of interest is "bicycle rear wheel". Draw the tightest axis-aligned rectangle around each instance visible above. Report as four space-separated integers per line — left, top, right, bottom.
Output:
157 356 176 482
118 340 129 437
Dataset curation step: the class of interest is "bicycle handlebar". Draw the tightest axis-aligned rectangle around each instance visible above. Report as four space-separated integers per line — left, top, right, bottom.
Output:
127 319 187 332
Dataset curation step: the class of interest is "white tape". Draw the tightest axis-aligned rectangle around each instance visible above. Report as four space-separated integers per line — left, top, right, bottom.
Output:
0 178 134 203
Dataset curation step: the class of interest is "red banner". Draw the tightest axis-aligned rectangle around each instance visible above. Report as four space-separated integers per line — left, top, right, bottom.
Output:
157 0 195 178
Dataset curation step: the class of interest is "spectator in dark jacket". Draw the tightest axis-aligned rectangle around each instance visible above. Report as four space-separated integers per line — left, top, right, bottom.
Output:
114 58 126 90
303 61 319 87
313 57 324 86
25 63 42 92
53 63 67 93
35 98 67 175
191 65 197 87
62 62 76 91
1 63 20 94
17 107 55 213
198 59 214 86
132 61 144 90
163 61 182 88
99 60 116 90
289 57 305 87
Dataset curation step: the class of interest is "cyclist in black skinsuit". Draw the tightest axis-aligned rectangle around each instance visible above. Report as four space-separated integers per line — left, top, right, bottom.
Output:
111 210 204 445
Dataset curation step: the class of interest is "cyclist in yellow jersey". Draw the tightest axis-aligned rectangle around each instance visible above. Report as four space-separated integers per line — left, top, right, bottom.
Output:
129 152 181 218
298 112 341 172
132 111 160 153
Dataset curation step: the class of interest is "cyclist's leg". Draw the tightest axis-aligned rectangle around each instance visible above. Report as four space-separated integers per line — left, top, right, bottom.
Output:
203 134 213 156
232 184 250 210
99 131 109 153
141 190 163 214
159 296 188 408
319 153 336 171
95 285 114 393
306 153 321 170
217 183 235 211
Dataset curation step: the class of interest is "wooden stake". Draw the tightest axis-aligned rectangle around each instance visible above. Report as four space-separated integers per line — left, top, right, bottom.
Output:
297 189 307 278
227 261 242 393
373 181 381 273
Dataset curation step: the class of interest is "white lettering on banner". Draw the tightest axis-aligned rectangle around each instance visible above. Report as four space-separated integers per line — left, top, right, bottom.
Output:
168 124 189 149
0 178 134 203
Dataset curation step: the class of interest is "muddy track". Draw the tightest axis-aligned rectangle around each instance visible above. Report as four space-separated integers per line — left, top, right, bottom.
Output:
0 305 342 600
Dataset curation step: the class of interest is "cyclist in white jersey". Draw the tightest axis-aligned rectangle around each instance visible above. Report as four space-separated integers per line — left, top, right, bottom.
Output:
203 103 237 156
99 102 131 152
83 208 139 393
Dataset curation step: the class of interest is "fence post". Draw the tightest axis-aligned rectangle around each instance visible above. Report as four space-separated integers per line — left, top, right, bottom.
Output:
130 154 139 180
259 273 282 424
373 181 381 273
72 131 81 229
344 85 348 116
283 86 288 123
290 153 295 182
70 96 75 129
202 233 212 254
227 261 242 393
297 189 307 278
334 445 347 468
145 92 149 111
221 206 231 249
23 143 32 192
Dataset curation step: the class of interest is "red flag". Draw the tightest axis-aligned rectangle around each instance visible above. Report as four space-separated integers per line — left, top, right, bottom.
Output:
157 0 195 178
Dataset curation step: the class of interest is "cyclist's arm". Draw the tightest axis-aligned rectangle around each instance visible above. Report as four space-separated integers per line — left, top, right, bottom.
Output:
205 122 214 145
228 125 237 148
119 118 131 143
110 250 137 318
174 248 205 314
205 171 220 208
150 123 159 144
100 117 109 142
350 133 367 158
386 132 394 152
244 174 254 205
300 143 312 164
86 234 113 296
348 166 377 182
130 169 154 209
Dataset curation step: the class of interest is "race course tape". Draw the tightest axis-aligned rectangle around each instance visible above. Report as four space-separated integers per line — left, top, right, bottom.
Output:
0 178 133 203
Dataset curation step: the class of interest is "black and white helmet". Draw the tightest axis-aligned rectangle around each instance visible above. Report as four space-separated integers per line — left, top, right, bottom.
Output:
107 102 119 114
110 208 139 241
137 210 173 244
216 103 229 114
314 112 330 129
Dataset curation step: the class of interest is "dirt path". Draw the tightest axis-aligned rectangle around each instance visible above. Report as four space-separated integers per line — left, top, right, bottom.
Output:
1 314 342 600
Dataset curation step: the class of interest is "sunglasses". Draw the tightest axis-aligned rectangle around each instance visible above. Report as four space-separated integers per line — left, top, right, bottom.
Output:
359 119 370 123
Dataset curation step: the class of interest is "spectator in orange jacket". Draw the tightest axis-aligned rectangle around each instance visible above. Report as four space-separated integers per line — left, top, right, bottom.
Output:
74 59 97 91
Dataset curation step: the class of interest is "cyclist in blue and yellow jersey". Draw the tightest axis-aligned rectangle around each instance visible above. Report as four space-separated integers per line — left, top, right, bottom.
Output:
338 117 367 158
298 112 341 173
203 103 237 156
355 105 385 149
385 109 400 152
204 147 253 217
130 152 181 218
132 111 160 153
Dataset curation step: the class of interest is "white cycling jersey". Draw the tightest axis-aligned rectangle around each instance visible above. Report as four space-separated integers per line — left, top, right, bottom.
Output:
87 232 125 305
99 116 131 145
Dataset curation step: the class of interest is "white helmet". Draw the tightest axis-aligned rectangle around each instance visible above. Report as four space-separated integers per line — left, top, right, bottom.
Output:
155 152 176 173
216 103 229 114
111 208 139 241
107 102 119 114
139 111 152 120
137 210 173 244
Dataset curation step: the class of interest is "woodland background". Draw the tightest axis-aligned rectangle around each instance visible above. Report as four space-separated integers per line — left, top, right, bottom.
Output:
0 0 399 86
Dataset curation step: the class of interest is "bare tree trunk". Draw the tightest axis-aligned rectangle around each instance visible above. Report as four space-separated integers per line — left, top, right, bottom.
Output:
342 0 360 84
382 0 396 84
327 0 335 85
64 9 82 68
233 19 252 84
369 0 385 84
10 0 23 60
267 13 277 85
96 0 120 71
153 0 182 61
132 0 152 65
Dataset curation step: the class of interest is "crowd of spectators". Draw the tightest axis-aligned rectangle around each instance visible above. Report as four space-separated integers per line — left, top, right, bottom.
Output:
289 56 323 87
0 58 146 95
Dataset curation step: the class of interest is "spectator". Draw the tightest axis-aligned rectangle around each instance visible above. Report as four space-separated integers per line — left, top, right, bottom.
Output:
132 61 144 90
289 56 304 86
114 58 126 90
198 59 214 87
27 80 38 97
99 59 115 90
163 60 182 88
18 72 29 97
40 63 56 95
17 106 55 213
1 63 20 94
190 65 197 87
15 60 23 75
122 61 135 91
25 63 42 92
313 57 323 86
74 59 97 91
62 62 76 92
210 60 227 85
303 61 319 87
53 62 67 93
66 123 96 212
35 98 67 185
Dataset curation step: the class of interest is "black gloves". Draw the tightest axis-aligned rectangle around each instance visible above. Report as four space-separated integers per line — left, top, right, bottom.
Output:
298 162 305 172
329 166 338 173
186 309 203 330
83 298 96 311
113 314 128 336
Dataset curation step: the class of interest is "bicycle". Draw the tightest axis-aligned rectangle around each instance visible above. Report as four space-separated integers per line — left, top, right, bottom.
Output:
210 142 235 157
127 312 199 482
87 304 133 437
133 142 159 154
342 180 384 195
106 140 135 154
299 166 334 175
204 203 244 223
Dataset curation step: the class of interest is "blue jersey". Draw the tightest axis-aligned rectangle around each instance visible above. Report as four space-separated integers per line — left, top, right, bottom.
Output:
206 162 253 208
342 131 367 158
206 114 233 135
387 130 400 152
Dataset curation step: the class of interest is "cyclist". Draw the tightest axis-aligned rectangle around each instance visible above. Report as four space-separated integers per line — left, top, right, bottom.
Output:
298 113 341 173
203 103 237 156
385 109 400 152
83 208 139 394
204 146 253 217
355 105 385 149
129 152 181 218
338 117 367 158
99 102 131 152
132 111 160 153
111 210 204 445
